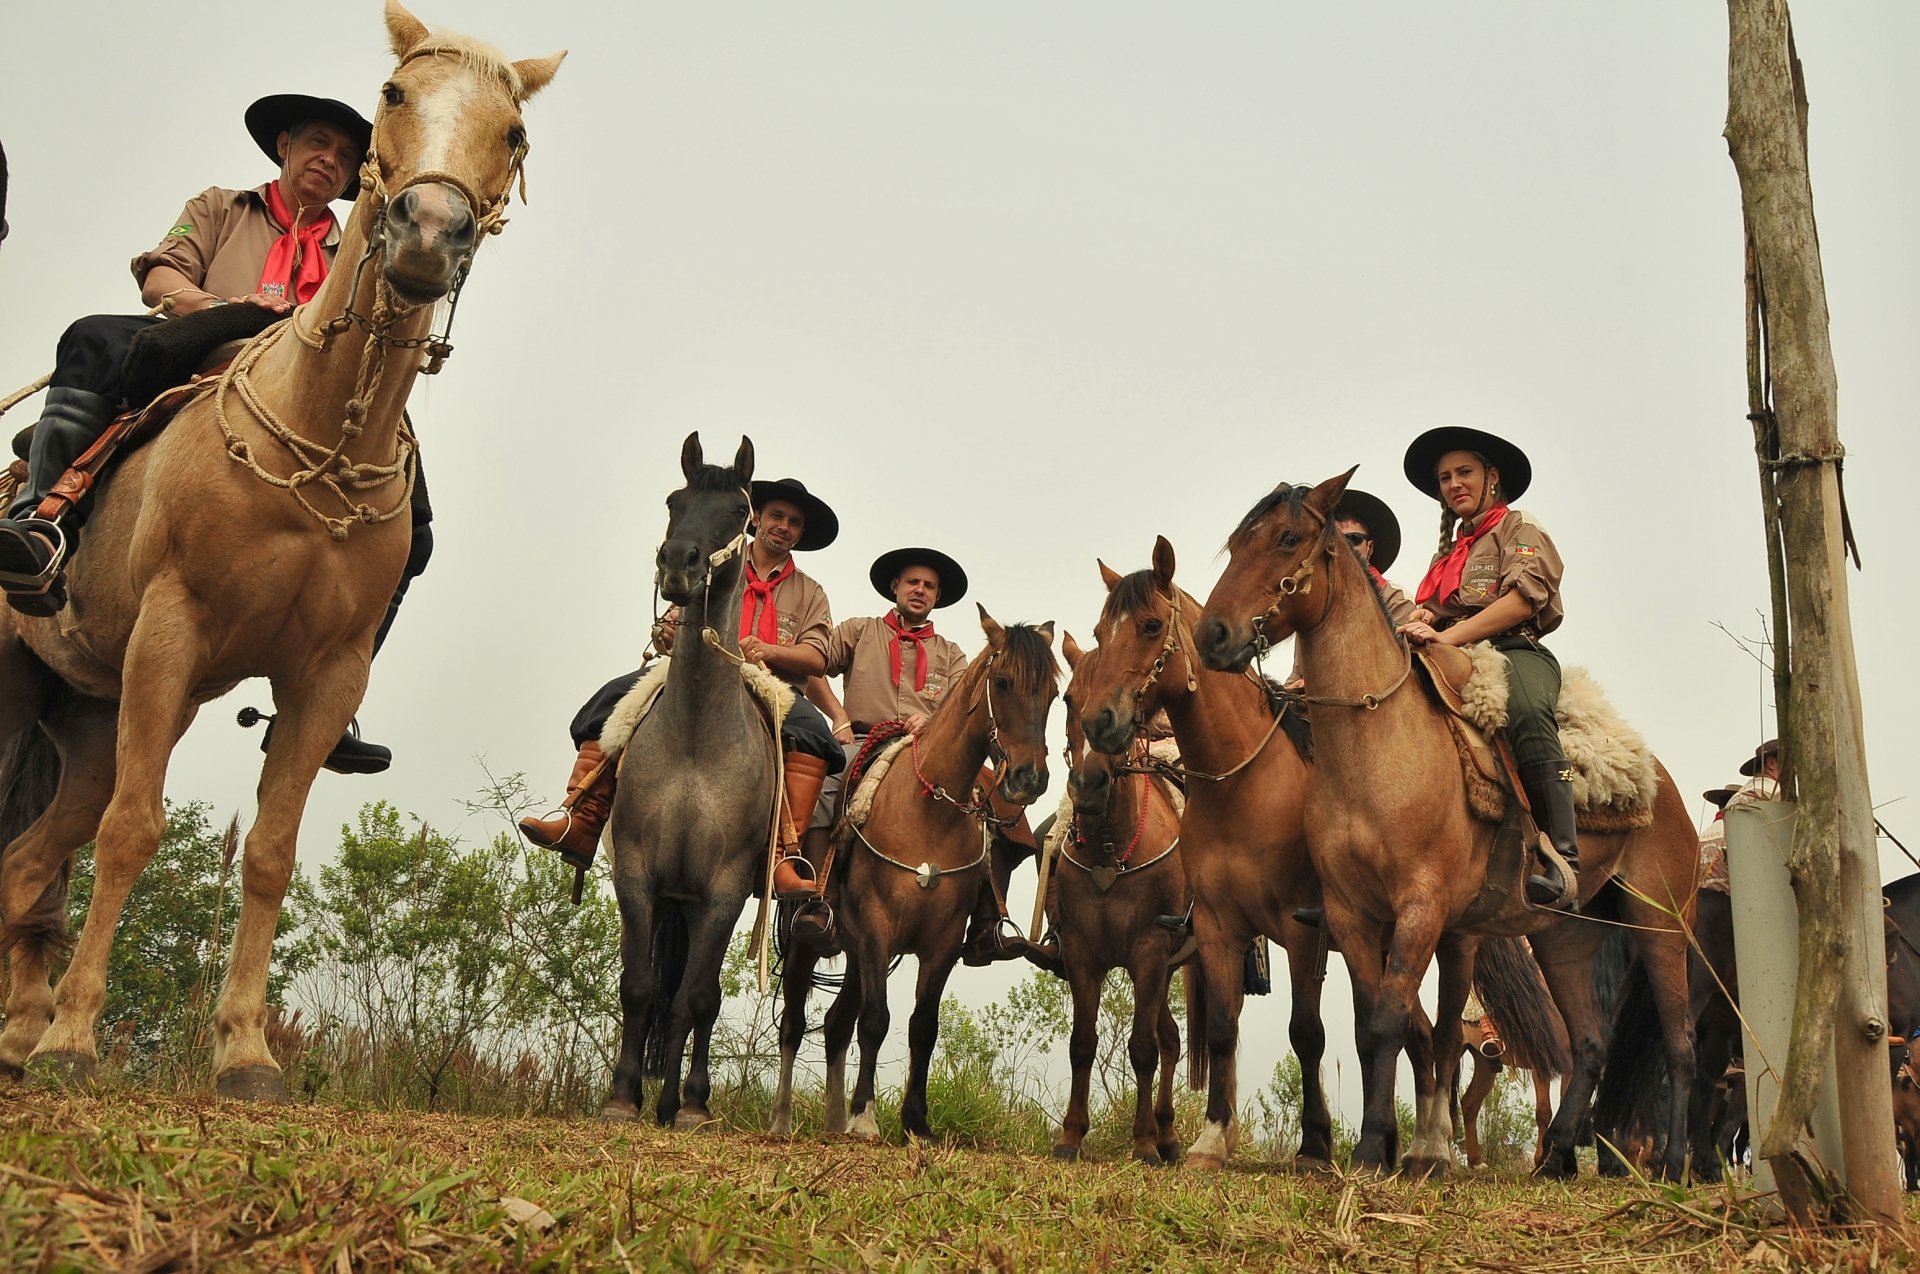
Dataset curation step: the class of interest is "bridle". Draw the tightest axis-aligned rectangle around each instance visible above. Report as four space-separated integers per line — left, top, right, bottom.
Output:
908 650 1019 830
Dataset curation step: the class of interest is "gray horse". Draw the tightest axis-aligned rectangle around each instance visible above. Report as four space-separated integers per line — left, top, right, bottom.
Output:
600 432 777 1128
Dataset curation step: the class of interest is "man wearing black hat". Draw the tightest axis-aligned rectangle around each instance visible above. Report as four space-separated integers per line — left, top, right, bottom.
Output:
0 95 413 774
1286 489 1426 691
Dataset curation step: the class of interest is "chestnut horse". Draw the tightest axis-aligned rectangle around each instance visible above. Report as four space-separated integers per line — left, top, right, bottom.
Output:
0 2 563 1097
1044 633 1190 1162
1071 538 1341 1170
1195 472 1699 1177
770 611 1057 1140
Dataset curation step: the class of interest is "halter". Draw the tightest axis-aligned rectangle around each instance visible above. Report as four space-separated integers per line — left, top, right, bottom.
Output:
1064 743 1168 872
649 488 752 663
1121 590 1199 739
906 651 1016 829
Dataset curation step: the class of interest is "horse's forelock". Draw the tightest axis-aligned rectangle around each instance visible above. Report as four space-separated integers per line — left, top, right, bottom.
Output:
998 624 1061 692
407 33 521 94
1227 482 1309 550
1098 570 1160 629
684 463 747 495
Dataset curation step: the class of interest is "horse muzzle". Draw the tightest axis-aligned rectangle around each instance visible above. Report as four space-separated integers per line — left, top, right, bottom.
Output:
1196 615 1257 673
998 761 1049 806
1067 764 1111 820
1082 701 1136 758
381 182 478 305
655 538 708 604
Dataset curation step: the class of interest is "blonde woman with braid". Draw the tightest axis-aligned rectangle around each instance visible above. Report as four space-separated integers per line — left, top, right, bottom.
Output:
1396 427 1578 911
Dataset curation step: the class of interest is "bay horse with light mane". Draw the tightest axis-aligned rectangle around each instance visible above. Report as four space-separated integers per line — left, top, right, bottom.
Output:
1044 632 1191 1162
0 2 563 1097
1195 471 1698 1178
771 611 1057 1141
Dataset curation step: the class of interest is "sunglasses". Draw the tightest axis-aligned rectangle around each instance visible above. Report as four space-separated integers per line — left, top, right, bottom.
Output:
1343 532 1371 547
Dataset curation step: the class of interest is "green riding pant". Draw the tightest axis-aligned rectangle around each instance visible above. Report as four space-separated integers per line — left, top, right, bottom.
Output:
1493 635 1565 770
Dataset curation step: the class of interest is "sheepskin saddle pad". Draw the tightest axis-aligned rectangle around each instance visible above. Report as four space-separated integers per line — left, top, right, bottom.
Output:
598 656 794 757
1428 642 1657 833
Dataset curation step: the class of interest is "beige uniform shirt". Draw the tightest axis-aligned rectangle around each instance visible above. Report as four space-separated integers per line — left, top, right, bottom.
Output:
821 614 968 727
130 184 343 301
758 566 832 690
1424 507 1564 637
1378 577 1419 627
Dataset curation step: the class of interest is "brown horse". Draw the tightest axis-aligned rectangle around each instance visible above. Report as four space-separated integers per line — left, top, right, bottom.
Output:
0 2 563 1096
1071 538 1343 1170
1043 632 1190 1162
770 611 1058 1140
1194 472 1699 1177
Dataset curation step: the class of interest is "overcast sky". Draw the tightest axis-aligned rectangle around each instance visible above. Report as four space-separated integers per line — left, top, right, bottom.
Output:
3 3 1915 1129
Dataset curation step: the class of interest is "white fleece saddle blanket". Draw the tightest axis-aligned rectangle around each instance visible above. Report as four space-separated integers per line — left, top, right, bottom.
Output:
1449 643 1657 832
598 656 794 756
839 737 912 839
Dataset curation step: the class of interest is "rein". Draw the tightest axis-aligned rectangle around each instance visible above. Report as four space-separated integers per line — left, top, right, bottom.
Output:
1062 751 1177 876
1112 590 1286 784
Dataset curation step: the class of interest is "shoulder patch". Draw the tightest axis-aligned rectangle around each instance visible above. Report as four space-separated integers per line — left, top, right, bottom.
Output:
1515 544 1538 556
167 224 194 237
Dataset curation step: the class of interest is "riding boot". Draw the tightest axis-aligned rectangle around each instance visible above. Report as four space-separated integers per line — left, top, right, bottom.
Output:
0 387 114 616
519 740 618 870
1520 758 1582 912
773 751 831 897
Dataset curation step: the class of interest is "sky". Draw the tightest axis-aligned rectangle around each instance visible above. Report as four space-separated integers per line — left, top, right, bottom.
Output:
3 2 1916 1131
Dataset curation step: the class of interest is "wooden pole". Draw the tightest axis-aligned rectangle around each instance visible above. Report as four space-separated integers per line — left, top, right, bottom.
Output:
1724 0 1900 1229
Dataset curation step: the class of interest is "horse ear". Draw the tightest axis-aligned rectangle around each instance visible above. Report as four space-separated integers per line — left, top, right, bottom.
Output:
511 50 568 102
681 432 703 480
1151 535 1176 587
1062 632 1083 668
1306 465 1360 515
1097 559 1122 589
385 0 430 58
977 603 1005 649
734 436 755 483
1034 621 1056 647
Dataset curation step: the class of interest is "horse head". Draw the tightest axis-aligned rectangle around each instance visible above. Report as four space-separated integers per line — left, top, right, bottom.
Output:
1059 633 1117 820
974 606 1058 807
1075 536 1199 757
1197 467 1358 673
372 1 565 305
657 432 755 605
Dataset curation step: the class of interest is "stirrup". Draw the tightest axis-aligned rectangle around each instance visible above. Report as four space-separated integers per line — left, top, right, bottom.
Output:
1526 858 1580 913
774 853 821 900
789 897 838 952
0 519 68 595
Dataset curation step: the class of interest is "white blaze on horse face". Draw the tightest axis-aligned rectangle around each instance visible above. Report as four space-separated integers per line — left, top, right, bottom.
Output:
413 68 482 173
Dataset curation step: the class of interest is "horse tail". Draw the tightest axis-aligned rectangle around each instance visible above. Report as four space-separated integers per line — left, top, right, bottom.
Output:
638 899 691 1080
1473 936 1571 1077
1183 959 1208 1091
1591 954 1666 1155
0 729 71 958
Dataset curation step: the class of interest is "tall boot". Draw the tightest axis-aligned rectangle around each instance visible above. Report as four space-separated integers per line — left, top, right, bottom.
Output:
1520 758 1581 912
773 751 831 898
0 387 115 615
519 740 617 870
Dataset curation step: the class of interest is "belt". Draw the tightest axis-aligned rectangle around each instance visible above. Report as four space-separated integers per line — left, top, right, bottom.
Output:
851 721 877 736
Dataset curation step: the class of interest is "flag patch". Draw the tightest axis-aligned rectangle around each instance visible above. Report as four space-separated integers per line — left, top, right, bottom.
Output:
1515 544 1538 556
167 224 194 237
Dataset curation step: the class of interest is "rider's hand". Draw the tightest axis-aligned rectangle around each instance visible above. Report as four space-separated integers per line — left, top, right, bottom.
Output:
231 292 294 314
905 713 930 735
1408 607 1435 625
738 636 770 667
1398 621 1441 646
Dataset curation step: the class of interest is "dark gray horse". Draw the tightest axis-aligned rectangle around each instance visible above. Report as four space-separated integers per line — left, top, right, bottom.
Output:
600 432 777 1129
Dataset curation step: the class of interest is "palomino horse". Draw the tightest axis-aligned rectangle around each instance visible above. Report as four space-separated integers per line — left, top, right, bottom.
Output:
0 2 563 1098
1071 538 1339 1170
599 434 778 1128
771 611 1057 1140
1194 472 1699 1177
1044 633 1190 1162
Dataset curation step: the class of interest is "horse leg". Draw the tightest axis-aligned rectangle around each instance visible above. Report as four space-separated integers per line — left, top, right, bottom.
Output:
1127 951 1170 1165
213 658 367 1099
1154 971 1181 1163
846 929 891 1139
1186 926 1246 1170
1687 1017 1734 1184
1053 951 1097 1161
1532 1071 1554 1169
31 607 203 1079
1461 1052 1494 1167
1407 933 1471 1176
899 946 961 1141
1624 898 1695 1182
1281 918 1335 1166
1530 945 1607 1179
1344 905 1443 1174
820 961 862 1134
771 944 821 1136
602 886 658 1120
669 901 738 1130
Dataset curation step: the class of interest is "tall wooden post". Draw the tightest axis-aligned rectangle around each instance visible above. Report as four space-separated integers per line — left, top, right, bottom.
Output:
1724 0 1900 1229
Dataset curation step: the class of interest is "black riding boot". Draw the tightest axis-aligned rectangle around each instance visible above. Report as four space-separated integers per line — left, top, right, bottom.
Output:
1520 758 1581 911
0 387 116 615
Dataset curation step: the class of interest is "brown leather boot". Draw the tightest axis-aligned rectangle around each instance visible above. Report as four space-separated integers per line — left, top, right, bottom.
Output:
519 740 616 870
773 751 831 898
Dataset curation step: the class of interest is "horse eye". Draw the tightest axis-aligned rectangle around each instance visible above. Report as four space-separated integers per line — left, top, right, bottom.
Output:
382 83 405 107
1278 530 1300 550
994 676 1011 694
1142 619 1162 637
506 125 527 151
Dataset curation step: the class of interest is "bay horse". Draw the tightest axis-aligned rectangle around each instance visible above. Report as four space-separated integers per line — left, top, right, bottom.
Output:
1045 632 1190 1162
770 610 1057 1141
1194 471 1699 1177
599 433 781 1128
0 2 563 1097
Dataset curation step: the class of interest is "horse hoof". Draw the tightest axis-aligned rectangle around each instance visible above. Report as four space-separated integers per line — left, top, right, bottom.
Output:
1185 1152 1225 1172
600 1100 641 1123
770 1113 794 1138
215 1064 288 1103
1158 1145 1181 1165
1051 1144 1082 1162
1535 1154 1578 1181
673 1108 715 1132
1290 1156 1335 1177
1132 1149 1163 1166
28 1051 97 1089
1401 1155 1449 1181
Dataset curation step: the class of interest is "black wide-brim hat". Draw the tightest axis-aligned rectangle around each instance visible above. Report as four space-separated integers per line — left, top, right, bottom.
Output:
244 95 374 200
1403 427 1533 505
1331 489 1402 575
1739 738 1780 778
749 478 839 552
1703 784 1741 808
869 547 968 609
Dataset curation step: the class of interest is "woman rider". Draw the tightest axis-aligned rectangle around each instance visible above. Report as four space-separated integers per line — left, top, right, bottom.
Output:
1396 427 1579 911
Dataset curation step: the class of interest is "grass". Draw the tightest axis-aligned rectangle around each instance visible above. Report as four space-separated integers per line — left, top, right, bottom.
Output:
0 1088 1916 1271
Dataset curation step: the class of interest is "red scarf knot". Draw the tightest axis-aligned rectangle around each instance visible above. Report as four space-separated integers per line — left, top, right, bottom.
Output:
260 183 337 305
740 557 795 643
885 610 936 691
1414 504 1509 607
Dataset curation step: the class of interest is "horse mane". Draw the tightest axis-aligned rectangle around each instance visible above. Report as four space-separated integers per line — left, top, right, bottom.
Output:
1227 482 1310 549
407 32 525 94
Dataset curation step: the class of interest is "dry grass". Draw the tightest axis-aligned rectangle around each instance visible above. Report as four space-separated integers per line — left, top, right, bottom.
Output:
0 1088 1916 1271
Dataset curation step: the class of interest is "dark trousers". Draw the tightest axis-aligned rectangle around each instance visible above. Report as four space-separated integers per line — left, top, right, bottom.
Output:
1495 635 1565 770
571 668 845 775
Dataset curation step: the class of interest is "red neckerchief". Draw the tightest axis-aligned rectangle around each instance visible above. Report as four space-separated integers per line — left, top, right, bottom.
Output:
740 556 795 643
260 182 337 305
1415 504 1509 606
884 609 936 691
1368 565 1387 590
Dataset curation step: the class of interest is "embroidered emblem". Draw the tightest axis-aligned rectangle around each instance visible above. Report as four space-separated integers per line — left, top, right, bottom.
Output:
167 224 194 237
1515 544 1539 557
261 281 287 300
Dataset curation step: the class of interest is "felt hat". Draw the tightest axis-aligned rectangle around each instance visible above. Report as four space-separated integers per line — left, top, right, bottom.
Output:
749 477 839 551
244 95 374 200
1403 427 1533 505
1331 489 1402 574
1703 783 1742 808
869 547 968 609
1739 738 1780 778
